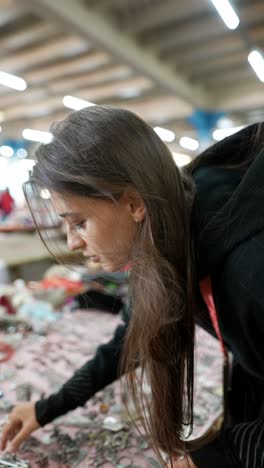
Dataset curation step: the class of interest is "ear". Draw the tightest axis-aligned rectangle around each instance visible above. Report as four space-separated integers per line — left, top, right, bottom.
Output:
122 189 146 223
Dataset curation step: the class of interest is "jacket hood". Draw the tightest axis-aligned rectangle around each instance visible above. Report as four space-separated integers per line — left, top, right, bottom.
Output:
192 124 264 278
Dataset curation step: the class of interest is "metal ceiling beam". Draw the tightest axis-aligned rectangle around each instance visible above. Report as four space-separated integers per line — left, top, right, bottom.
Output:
184 51 248 79
166 35 244 68
126 0 210 34
25 51 112 85
200 68 256 88
0 71 144 107
29 0 212 109
215 83 264 112
146 1 264 51
2 91 193 125
92 0 144 11
1 35 90 73
0 2 24 26
1 22 58 51
144 16 227 52
1 77 154 121
49 65 134 93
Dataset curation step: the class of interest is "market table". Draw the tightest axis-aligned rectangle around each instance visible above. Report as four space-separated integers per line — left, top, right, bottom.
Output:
0 233 78 281
0 309 223 467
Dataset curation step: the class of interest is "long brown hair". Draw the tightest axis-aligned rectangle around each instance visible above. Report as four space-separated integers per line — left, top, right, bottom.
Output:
23 105 264 464
24 106 195 463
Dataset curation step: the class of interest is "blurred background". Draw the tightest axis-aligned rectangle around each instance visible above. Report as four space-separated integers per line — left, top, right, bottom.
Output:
0 0 264 278
1 0 264 205
0 2 261 465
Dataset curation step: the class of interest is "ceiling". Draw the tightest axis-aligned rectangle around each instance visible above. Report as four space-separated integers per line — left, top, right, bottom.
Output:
0 0 264 155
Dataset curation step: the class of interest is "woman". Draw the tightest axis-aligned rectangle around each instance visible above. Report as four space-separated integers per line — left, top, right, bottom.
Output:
1 106 264 467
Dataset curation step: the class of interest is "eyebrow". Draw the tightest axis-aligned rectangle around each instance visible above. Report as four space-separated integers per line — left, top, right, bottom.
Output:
58 211 82 218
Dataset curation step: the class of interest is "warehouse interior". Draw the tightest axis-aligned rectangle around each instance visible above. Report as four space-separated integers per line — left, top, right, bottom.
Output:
0 0 264 466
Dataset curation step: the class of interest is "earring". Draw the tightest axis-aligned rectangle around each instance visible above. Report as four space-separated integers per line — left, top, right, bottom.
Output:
135 218 140 223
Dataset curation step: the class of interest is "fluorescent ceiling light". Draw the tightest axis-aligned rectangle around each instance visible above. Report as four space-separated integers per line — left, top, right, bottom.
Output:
172 152 192 167
211 0 239 30
217 117 234 129
212 126 243 141
0 71 27 91
180 136 199 151
118 87 141 98
248 50 264 83
154 126 175 143
0 145 14 157
23 129 53 144
63 95 95 110
16 148 28 159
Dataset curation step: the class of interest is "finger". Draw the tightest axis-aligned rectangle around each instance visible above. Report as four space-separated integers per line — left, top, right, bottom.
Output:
1 422 15 450
9 425 32 452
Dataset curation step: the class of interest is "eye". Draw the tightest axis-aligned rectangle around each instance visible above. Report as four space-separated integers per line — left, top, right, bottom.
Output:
74 220 86 231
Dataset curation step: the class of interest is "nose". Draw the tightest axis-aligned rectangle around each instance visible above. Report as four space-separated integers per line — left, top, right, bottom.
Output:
67 226 85 252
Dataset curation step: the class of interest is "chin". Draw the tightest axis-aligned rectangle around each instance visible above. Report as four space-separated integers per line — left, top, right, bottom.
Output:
102 264 119 273
101 259 127 273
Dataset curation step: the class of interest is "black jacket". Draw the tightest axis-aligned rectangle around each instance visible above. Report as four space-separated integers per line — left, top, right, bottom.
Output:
190 125 264 467
36 124 264 467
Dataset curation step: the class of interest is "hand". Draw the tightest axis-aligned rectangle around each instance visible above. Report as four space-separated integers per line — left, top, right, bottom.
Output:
172 454 197 468
1 402 40 452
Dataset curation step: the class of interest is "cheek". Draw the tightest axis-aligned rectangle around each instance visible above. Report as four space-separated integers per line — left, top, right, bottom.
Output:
79 221 99 245
82 220 115 247
102 214 134 250
111 216 135 248
81 209 135 253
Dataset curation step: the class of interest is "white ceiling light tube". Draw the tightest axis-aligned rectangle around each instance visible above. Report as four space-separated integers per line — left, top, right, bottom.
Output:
217 117 234 129
23 129 53 144
211 0 239 30
154 126 175 143
213 126 244 141
180 136 199 151
63 95 95 110
16 148 28 159
0 146 14 157
0 71 27 91
118 87 141 98
248 50 264 83
172 152 192 167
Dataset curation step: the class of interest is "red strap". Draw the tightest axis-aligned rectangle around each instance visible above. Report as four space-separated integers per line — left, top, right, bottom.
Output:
199 276 227 358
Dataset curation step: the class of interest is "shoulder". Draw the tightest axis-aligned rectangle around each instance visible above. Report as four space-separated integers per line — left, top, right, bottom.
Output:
212 233 264 379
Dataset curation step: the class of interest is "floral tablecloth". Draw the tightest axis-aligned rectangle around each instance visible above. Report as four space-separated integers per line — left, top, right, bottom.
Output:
0 310 222 467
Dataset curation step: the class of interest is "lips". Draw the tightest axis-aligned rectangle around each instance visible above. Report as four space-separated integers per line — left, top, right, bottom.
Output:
83 253 100 262
91 256 100 263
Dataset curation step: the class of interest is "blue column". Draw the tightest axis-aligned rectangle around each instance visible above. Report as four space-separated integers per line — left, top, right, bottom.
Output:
186 109 226 150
